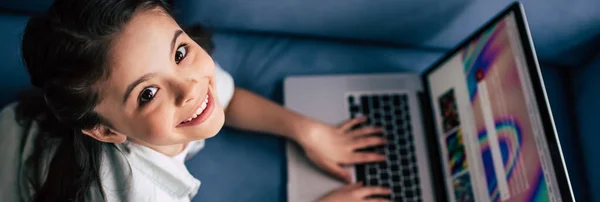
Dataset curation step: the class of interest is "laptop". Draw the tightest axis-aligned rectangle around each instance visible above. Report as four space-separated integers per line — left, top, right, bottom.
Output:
284 2 575 202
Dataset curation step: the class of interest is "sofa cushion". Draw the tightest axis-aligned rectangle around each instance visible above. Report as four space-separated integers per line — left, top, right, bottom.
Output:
173 0 471 48
541 65 587 201
0 0 52 14
425 0 600 68
174 0 600 68
0 15 31 108
572 54 600 202
185 31 444 202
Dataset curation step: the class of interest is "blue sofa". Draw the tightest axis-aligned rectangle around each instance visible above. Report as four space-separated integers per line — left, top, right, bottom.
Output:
1 0 598 201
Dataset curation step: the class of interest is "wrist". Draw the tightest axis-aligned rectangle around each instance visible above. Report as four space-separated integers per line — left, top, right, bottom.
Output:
285 115 318 145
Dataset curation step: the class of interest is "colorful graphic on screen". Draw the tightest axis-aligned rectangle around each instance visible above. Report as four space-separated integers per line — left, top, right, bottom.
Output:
453 174 476 202
445 129 469 176
461 17 549 201
439 90 461 133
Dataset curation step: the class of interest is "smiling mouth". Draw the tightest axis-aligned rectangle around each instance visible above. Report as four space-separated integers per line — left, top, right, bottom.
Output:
177 89 215 127
182 94 209 123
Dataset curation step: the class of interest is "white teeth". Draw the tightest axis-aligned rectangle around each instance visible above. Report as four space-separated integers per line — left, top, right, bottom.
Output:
182 94 210 124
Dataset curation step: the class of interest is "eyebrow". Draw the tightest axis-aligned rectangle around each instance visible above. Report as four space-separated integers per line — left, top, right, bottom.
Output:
122 73 157 104
170 30 184 56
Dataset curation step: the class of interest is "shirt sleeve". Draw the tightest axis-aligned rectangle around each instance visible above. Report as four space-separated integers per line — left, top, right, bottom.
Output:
215 62 235 109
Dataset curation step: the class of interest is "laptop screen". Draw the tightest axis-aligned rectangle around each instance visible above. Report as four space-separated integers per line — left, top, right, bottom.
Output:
425 10 564 202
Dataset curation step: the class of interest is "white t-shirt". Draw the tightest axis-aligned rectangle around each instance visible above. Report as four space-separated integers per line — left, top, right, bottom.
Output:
0 63 235 202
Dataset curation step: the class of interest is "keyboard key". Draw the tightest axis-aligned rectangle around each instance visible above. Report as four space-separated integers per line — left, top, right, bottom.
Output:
382 94 390 101
373 121 383 128
403 180 413 187
373 99 380 108
406 190 414 198
389 154 398 161
360 96 368 105
381 172 389 179
369 167 378 175
392 174 401 181
383 105 391 112
381 182 390 188
350 105 359 112
395 118 404 126
373 112 382 119
390 164 400 171
402 169 411 177
388 144 397 151
392 95 401 105
361 104 370 115
392 185 403 194
385 124 394 131
393 106 404 115
398 138 407 146
348 96 355 104
369 179 379 185
377 162 387 169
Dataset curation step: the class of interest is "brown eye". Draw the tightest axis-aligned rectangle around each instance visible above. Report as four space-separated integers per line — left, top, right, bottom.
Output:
139 86 158 105
175 45 187 64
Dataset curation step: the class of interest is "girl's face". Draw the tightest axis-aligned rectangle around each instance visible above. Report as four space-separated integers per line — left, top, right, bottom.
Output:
87 8 225 155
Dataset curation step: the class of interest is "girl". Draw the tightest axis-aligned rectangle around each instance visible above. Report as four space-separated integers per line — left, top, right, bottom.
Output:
0 0 392 201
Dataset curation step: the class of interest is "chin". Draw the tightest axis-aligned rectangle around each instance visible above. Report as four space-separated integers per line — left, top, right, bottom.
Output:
193 108 225 140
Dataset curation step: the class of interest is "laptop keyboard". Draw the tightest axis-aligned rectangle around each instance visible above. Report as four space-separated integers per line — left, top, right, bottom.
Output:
347 93 422 202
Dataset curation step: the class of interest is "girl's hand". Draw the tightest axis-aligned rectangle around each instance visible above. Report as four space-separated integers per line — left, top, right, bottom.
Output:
293 116 386 182
317 182 391 202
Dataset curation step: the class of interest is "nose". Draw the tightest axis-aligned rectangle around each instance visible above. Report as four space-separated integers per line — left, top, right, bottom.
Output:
174 77 198 107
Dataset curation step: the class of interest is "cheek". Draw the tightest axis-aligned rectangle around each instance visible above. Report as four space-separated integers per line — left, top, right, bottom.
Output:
134 107 177 144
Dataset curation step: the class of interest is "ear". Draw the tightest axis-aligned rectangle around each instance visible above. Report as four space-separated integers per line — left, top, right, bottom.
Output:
81 125 127 143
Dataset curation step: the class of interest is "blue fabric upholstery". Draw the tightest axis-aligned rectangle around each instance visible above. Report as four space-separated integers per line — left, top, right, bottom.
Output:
424 0 600 67
0 15 31 107
572 55 600 202
0 0 51 13
175 0 600 68
173 0 471 48
541 65 587 201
